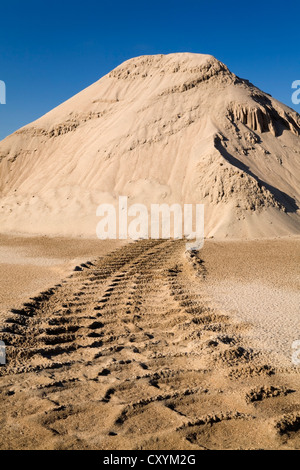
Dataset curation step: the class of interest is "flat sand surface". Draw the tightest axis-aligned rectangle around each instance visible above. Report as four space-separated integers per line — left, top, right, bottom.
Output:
0 235 123 312
201 238 300 367
0 236 299 450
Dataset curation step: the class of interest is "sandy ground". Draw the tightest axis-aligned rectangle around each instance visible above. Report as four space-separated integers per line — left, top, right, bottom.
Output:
0 236 299 450
0 235 123 312
201 238 300 367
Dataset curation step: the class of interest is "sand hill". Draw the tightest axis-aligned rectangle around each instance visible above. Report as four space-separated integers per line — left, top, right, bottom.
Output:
0 53 299 238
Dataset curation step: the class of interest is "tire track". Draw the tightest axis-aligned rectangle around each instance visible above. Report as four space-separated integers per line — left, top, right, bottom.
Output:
0 240 299 450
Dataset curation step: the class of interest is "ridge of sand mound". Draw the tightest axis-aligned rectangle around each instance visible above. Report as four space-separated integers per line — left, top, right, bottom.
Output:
0 53 299 238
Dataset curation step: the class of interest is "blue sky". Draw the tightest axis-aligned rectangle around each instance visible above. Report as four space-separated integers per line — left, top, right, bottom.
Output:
0 0 299 140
